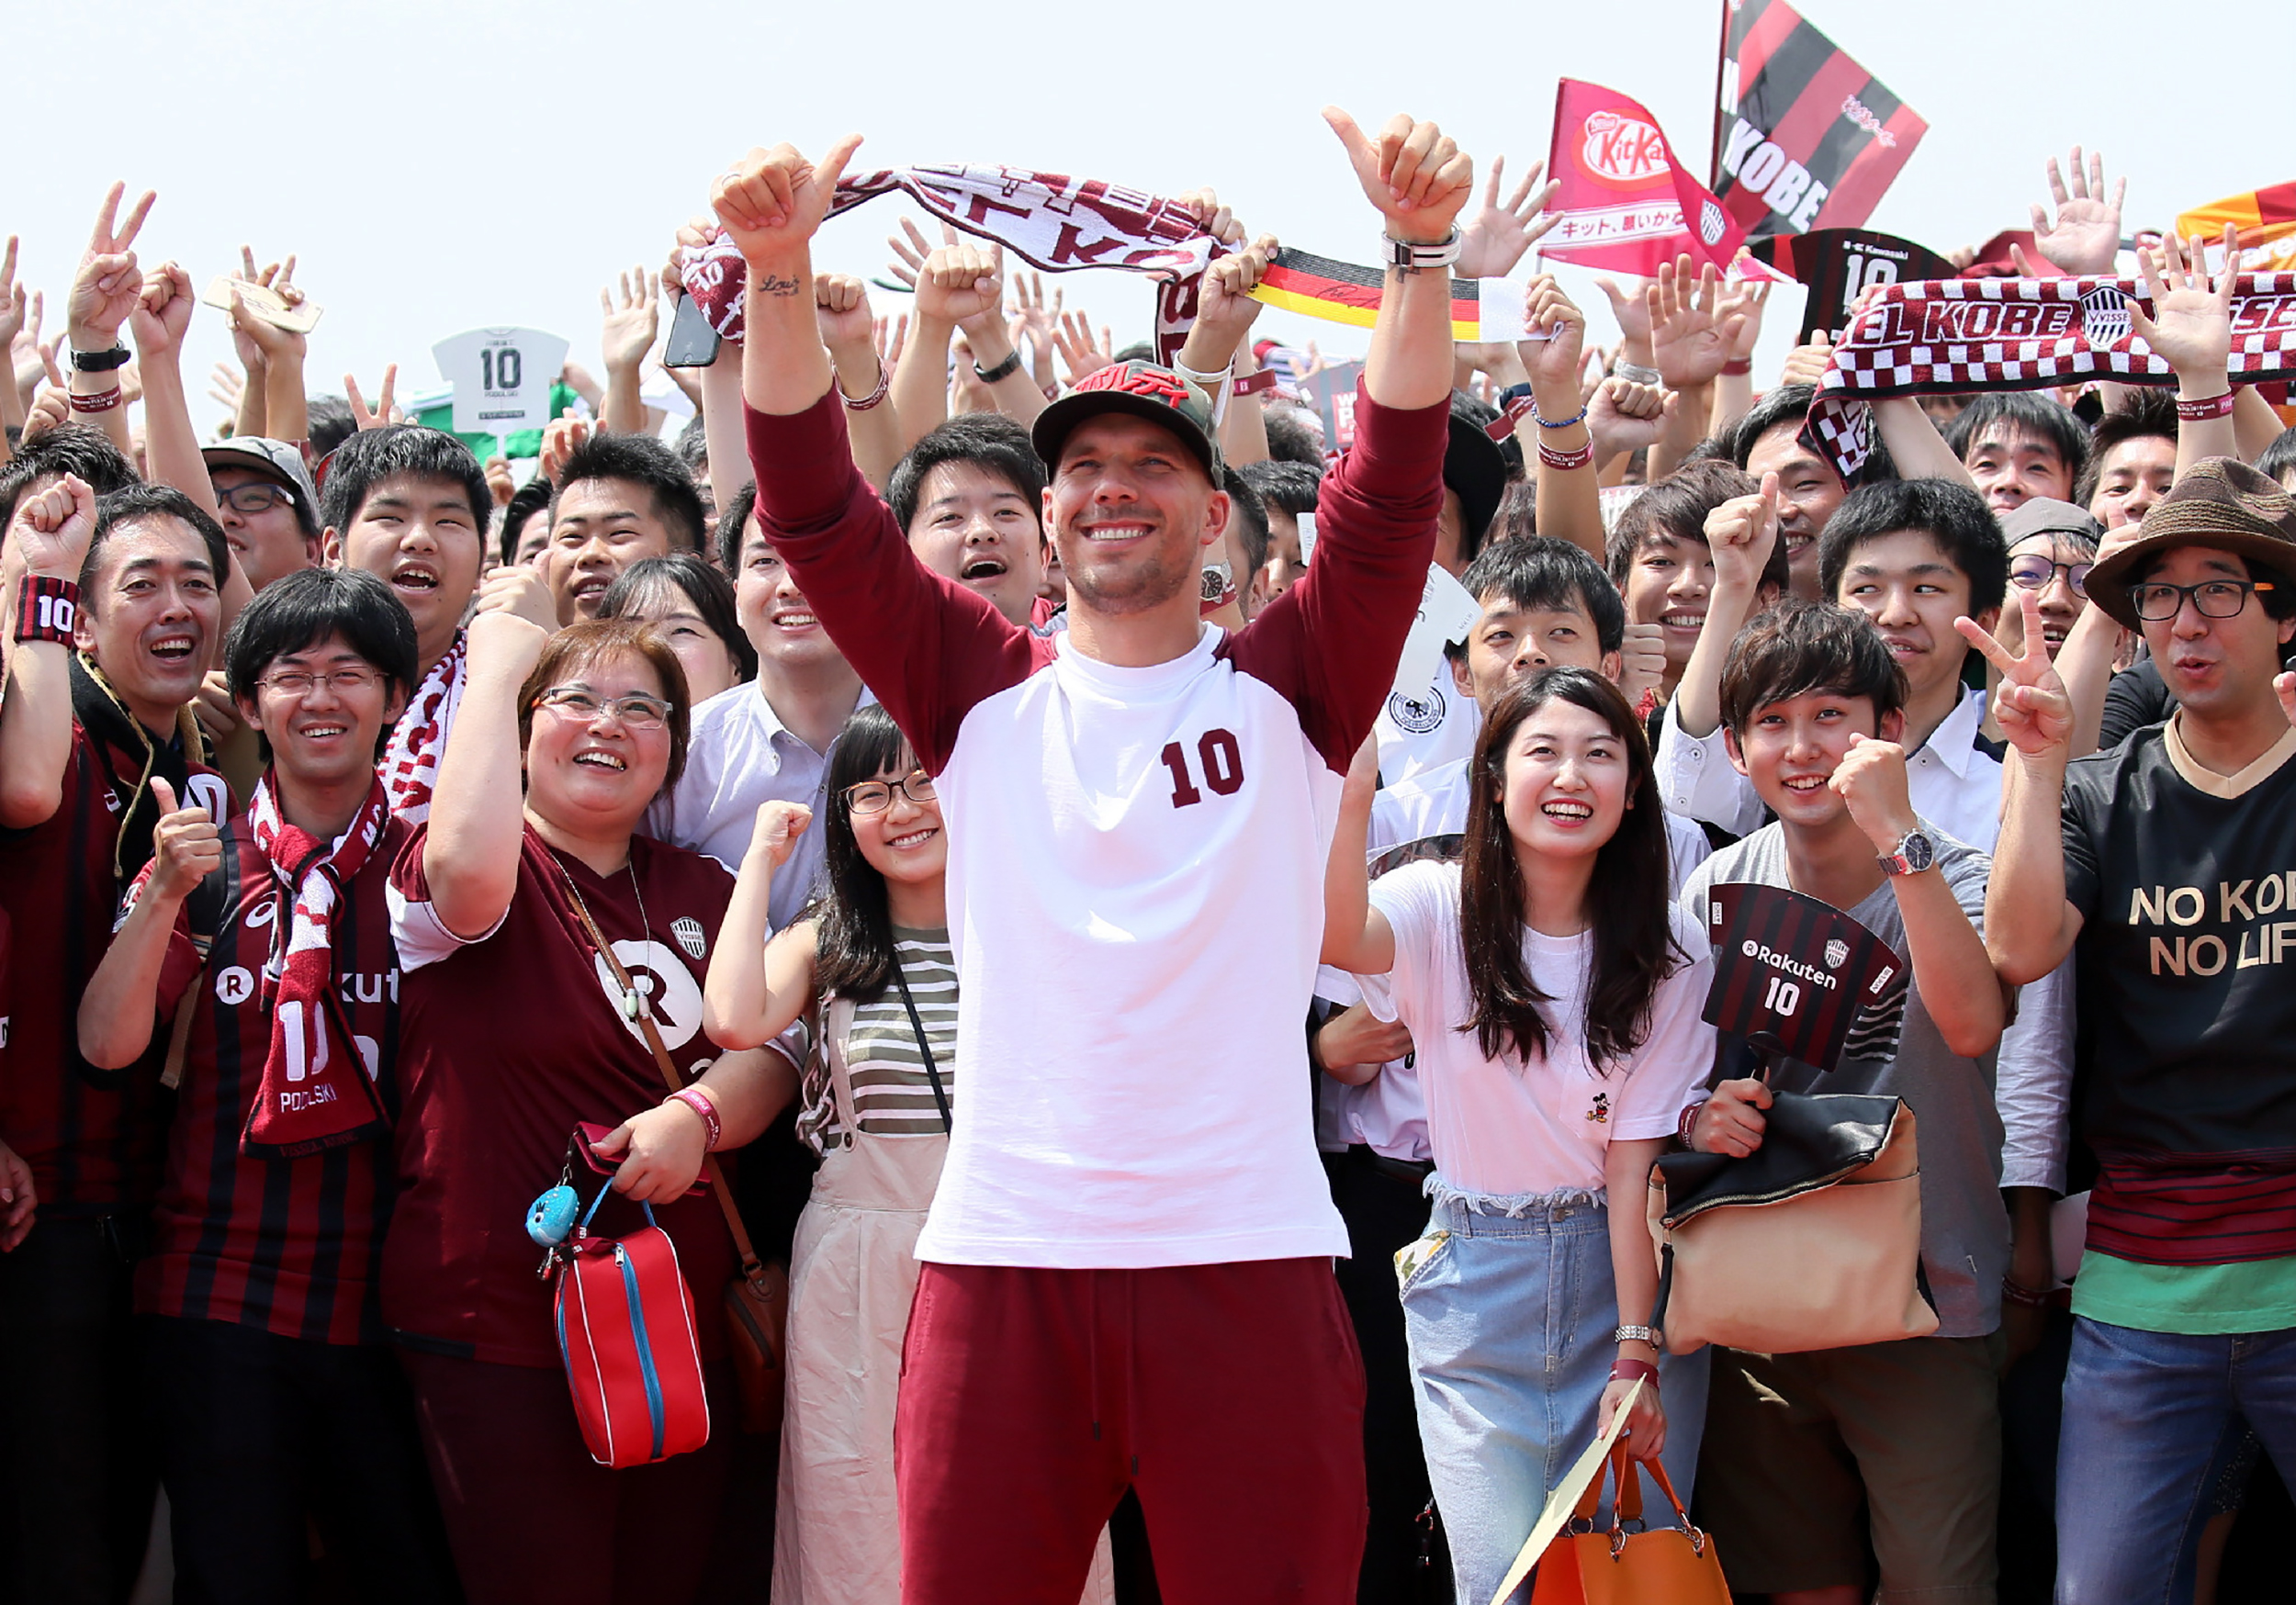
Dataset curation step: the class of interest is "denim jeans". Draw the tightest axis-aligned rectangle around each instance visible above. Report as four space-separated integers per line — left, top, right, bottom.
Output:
2055 1315 2296 1604
1398 1182 1709 1605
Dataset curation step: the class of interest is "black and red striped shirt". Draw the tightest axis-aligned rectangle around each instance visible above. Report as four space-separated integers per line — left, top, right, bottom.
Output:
129 813 407 1344
0 724 225 1215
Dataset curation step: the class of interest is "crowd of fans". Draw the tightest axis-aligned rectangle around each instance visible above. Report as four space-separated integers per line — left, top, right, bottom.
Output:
0 106 2290 1605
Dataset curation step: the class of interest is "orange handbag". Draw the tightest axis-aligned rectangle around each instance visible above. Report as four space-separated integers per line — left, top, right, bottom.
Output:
1527 1443 1732 1605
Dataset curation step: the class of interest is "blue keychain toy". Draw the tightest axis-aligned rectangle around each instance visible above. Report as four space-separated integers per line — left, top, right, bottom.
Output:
526 1184 580 1248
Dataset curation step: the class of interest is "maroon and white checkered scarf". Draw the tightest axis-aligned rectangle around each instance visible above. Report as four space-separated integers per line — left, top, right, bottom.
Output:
679 164 1227 362
379 634 465 824
1807 272 2296 480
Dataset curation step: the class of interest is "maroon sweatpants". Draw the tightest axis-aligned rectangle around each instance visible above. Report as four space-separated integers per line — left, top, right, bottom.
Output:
895 1258 1367 1604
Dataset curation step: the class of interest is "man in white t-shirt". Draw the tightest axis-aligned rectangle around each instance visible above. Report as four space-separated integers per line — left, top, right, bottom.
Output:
715 108 1469 1599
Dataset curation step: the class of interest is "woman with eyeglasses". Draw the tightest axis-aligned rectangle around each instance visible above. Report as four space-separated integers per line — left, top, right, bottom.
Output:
379 611 797 1605
703 702 1110 1605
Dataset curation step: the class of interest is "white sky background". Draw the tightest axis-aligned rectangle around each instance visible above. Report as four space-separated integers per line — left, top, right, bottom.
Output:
6 0 2289 437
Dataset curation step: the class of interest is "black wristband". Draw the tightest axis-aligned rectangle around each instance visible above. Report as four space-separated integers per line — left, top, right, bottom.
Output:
973 347 1024 385
14 575 80 645
68 344 132 374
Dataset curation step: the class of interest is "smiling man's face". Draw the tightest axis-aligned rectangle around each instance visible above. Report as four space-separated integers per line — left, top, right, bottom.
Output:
906 459 1045 625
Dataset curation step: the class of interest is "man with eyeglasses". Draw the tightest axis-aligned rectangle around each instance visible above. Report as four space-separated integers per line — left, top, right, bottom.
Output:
75 567 458 1602
1997 499 2101 666
202 437 321 593
1976 456 2296 1599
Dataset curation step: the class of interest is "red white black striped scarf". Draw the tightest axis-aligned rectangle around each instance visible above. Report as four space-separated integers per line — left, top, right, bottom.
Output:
240 773 393 1158
379 634 465 823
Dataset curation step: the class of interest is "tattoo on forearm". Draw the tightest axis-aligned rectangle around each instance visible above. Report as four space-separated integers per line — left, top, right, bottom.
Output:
753 273 804 299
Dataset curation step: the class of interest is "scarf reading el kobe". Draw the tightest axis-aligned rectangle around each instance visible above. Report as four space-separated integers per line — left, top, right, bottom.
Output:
378 634 466 822
240 771 394 1158
679 165 1224 362
1806 272 2296 480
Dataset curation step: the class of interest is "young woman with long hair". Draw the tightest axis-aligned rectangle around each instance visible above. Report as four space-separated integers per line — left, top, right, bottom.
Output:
703 702 1110 1605
1322 667 1716 1605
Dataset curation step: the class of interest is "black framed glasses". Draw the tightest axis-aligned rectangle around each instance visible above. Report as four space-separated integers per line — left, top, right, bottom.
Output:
258 667 382 699
2009 556 2092 598
533 685 672 729
2128 578 2274 622
843 770 937 814
219 483 296 516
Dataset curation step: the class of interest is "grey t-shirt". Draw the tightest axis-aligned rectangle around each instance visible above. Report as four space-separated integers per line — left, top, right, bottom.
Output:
1678 822 2008 1339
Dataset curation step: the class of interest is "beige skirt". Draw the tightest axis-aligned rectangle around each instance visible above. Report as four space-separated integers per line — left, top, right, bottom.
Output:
771 1002 1113 1605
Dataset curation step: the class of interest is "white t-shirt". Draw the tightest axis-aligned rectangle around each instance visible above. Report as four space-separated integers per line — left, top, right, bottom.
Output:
1363 860 1716 1197
743 380 1453 1270
1374 668 1480 784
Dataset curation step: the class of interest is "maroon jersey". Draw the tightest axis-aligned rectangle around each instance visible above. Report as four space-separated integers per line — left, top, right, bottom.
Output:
382 825 738 1367
129 814 409 1344
0 724 228 1213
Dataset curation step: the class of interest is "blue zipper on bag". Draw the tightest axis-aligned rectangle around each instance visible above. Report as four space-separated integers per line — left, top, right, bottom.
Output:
615 1202 668 1461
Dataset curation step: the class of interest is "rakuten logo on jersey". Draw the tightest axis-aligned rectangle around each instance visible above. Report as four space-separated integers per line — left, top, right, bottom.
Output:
1578 112 1669 187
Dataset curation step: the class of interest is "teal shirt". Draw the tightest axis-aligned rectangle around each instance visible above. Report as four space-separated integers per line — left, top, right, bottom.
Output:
2073 1250 2296 1335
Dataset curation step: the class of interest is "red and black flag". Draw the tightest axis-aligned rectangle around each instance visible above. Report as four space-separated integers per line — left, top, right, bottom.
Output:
1703 882 1904 1073
1712 0 1927 240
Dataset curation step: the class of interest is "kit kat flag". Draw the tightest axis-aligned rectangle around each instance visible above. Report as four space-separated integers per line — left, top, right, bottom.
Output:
1539 79 1747 277
1713 0 1928 239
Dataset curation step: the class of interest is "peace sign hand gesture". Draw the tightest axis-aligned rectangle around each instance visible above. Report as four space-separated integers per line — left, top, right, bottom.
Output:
1957 592 2074 758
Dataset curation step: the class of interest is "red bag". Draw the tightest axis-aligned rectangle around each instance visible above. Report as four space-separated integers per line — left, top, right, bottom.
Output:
552 1191 711 1468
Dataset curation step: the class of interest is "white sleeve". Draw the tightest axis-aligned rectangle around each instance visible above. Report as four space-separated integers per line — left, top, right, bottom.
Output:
1613 938 1719 1140
385 880 511 972
1994 959 2073 1195
1654 702 1766 837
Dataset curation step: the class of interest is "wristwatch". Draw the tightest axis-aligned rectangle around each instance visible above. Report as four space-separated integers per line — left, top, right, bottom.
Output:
1878 827 1938 876
1613 1324 1663 1351
1380 228 1461 274
69 344 132 373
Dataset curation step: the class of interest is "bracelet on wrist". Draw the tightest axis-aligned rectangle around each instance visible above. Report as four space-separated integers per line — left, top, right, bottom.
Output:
68 344 131 374
1380 228 1462 275
2175 390 2235 421
838 357 891 412
2000 1277 2052 1310
1538 439 1595 472
973 347 1024 385
68 387 124 416
670 1086 723 1151
13 575 80 646
1614 360 1661 387
1612 1325 1663 1351
1676 1098 1707 1150
1529 397 1589 431
1608 1357 1661 1387
1721 358 1754 376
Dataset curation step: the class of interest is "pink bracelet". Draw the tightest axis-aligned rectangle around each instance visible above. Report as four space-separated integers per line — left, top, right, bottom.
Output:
670 1086 722 1150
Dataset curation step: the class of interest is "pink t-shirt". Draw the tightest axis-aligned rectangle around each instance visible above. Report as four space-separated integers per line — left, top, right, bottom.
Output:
1363 860 1715 1196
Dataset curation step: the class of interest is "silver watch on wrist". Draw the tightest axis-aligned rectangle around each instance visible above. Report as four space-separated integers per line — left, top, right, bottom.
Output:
1380 228 1461 274
1613 1324 1663 1351
1878 827 1937 876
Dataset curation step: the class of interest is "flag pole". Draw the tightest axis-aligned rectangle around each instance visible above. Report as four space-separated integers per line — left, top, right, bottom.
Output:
1711 0 1733 185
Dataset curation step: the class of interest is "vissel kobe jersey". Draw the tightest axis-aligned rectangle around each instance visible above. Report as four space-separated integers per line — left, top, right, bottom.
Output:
745 382 1448 1269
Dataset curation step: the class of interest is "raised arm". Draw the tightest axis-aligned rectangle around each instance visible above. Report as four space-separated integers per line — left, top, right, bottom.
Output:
718 135 865 419
131 262 223 525
1960 592 2086 982
63 184 155 461
599 266 659 438
1672 475 1781 738
0 476 98 828
1519 277 1604 562
702 801 822 1049
1832 738 2007 1058
420 610 547 939
1329 107 1473 411
815 273 901 490
77 778 220 1069
2132 226 2240 475
1321 736 1397 974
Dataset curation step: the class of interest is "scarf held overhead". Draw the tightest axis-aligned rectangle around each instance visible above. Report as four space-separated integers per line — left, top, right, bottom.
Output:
240 774 395 1158
379 635 466 823
678 164 1225 361
1807 271 2296 479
